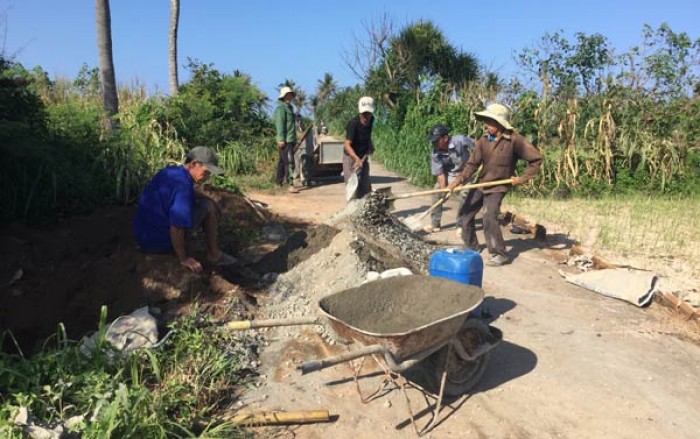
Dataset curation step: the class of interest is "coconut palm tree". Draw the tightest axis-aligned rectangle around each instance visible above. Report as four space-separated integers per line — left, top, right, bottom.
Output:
315 73 338 105
168 0 180 96
94 0 119 130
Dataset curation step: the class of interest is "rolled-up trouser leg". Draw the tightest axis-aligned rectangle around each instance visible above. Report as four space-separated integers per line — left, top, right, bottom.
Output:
275 148 286 186
482 192 507 256
456 189 483 250
285 142 295 186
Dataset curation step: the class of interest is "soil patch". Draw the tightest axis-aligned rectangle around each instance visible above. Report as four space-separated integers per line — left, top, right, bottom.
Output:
0 188 267 354
252 224 339 274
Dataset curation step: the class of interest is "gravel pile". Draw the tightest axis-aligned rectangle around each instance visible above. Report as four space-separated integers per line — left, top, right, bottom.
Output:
263 230 368 340
330 194 436 274
258 195 439 344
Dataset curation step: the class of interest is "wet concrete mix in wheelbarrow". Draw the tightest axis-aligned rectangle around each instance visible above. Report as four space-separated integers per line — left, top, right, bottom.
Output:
320 275 482 334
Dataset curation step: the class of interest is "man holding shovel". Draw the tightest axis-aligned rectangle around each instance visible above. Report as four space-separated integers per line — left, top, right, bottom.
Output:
448 103 542 266
343 96 375 201
422 124 474 233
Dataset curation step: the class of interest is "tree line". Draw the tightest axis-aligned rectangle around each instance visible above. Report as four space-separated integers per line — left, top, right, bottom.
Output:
1 9 698 226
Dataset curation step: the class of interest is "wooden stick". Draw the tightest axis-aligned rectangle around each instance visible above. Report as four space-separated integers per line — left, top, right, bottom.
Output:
404 192 451 230
226 316 319 330
389 178 514 200
224 410 331 426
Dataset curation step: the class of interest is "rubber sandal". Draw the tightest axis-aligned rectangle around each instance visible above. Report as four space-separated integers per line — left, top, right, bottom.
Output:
213 252 238 266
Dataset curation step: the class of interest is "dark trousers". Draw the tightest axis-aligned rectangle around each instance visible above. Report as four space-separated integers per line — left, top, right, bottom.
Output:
456 190 507 256
275 142 295 186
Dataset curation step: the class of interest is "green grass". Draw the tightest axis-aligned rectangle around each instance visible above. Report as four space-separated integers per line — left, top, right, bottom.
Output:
0 306 252 438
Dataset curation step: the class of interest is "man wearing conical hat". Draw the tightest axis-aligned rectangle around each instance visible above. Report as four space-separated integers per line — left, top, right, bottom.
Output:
448 103 542 266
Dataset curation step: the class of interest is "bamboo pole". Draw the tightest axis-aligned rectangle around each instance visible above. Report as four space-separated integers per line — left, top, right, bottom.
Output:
223 410 331 426
226 316 319 331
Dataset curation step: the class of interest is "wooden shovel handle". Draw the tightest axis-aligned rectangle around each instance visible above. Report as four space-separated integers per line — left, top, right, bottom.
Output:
390 178 514 200
226 316 319 330
408 192 451 226
453 178 515 193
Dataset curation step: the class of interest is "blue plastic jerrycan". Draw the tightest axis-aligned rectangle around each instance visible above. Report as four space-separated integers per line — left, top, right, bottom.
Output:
428 248 484 317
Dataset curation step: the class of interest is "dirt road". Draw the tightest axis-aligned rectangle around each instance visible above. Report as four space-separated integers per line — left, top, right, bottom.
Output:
245 160 700 439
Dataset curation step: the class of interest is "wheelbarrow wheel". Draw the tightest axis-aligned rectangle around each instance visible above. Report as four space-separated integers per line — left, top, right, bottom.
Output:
423 319 491 397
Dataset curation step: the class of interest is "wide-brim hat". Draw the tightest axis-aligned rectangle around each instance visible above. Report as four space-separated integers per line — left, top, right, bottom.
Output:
475 103 513 131
278 86 295 100
186 146 224 175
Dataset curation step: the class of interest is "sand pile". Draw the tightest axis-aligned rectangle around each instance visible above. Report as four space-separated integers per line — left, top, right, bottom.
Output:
260 197 438 339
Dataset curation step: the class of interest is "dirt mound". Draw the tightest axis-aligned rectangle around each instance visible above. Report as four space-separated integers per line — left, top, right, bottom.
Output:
252 224 339 274
0 189 268 354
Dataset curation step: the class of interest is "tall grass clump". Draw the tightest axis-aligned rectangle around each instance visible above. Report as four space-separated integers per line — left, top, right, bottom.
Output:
0 58 277 225
0 306 252 438
372 78 487 186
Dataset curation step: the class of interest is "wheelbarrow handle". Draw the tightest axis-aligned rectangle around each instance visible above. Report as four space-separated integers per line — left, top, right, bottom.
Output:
298 344 386 375
226 317 319 331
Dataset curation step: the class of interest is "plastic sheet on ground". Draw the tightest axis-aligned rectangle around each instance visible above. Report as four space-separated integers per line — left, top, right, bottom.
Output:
561 268 658 307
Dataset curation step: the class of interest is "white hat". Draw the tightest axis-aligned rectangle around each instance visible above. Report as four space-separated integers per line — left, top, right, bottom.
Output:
278 86 295 100
358 96 374 114
474 103 513 131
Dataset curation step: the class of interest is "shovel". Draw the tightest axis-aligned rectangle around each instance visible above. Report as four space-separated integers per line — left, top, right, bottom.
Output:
403 192 452 231
401 178 515 230
345 155 368 202
380 178 514 209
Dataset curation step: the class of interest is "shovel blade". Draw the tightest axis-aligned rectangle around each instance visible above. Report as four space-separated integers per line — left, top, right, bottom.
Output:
345 171 359 202
402 215 424 231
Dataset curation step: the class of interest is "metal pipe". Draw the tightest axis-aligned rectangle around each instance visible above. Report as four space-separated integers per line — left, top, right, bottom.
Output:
298 344 386 374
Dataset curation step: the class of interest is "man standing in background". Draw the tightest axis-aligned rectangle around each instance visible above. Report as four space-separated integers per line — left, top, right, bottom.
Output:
274 86 299 193
343 96 375 201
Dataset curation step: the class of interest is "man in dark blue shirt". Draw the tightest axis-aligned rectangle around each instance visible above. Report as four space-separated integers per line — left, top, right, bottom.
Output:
134 146 237 273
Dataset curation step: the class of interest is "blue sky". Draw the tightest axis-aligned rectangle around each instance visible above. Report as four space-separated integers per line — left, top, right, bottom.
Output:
2 0 698 106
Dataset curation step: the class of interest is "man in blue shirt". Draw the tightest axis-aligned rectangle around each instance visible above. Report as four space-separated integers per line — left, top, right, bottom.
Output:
134 146 237 273
424 124 474 233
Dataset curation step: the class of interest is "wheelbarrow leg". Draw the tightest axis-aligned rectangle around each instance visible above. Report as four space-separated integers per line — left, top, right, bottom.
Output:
397 374 421 436
397 344 452 436
423 343 451 434
350 354 397 403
